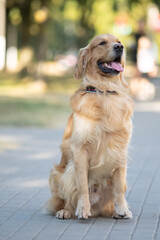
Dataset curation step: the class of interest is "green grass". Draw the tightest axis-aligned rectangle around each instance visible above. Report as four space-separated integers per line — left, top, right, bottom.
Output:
0 72 80 95
0 96 71 127
46 75 80 94
0 73 78 127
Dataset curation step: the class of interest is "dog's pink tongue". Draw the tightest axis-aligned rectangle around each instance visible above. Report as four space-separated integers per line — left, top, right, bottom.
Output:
110 62 124 72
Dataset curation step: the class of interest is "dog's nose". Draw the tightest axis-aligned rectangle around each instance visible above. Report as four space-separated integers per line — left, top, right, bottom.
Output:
114 43 124 52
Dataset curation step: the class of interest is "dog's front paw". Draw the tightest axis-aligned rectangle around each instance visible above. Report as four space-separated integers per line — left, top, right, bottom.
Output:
114 205 132 219
75 206 91 219
56 209 71 219
75 199 91 219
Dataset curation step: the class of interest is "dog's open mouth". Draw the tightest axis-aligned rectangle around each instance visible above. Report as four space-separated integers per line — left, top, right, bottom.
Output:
98 58 124 74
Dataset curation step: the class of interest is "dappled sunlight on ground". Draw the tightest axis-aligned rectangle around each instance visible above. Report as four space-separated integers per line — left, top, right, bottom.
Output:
28 152 55 161
17 179 48 188
0 127 63 190
0 137 20 153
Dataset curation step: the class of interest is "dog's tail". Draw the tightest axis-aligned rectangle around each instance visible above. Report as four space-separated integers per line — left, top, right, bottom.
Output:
45 199 55 215
45 196 65 215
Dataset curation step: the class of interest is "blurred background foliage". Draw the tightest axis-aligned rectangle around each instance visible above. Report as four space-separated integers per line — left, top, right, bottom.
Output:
6 0 160 59
0 0 160 127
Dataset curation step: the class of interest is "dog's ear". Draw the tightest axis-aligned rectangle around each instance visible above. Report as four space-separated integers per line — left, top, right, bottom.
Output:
74 47 89 79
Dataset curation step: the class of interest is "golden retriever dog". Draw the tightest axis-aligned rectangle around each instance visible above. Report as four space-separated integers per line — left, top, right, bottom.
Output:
47 34 134 220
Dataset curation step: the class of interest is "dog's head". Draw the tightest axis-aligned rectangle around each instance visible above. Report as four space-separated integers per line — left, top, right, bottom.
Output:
74 34 125 79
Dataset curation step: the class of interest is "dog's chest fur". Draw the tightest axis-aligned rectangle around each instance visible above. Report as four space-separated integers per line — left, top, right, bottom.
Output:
71 92 132 181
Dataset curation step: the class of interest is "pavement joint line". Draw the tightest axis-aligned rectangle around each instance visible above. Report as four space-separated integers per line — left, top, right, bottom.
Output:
31 219 51 240
1 111 160 240
55 219 73 240
127 145 158 199
151 198 160 239
129 156 160 240
126 156 146 199
126 146 154 198
106 148 154 238
6 201 47 240
152 206 160 240
103 219 116 240
80 218 95 240
0 187 43 226
0 187 23 208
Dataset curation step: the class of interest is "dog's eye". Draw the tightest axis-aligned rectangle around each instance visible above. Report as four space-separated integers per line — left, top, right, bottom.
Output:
99 41 106 45
117 41 121 43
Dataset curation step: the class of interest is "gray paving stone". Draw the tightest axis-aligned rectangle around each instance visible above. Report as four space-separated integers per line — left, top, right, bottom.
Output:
0 108 160 239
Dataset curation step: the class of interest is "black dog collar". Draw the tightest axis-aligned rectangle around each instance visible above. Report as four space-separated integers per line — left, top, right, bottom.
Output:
86 86 117 95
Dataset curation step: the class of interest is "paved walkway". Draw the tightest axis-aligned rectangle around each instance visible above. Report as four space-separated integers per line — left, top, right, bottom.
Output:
0 108 160 239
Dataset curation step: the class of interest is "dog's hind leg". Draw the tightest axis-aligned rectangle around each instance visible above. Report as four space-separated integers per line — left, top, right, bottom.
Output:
47 165 65 215
46 195 65 215
48 163 76 218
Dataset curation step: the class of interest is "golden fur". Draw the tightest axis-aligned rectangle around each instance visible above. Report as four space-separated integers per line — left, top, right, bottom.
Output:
47 34 134 219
